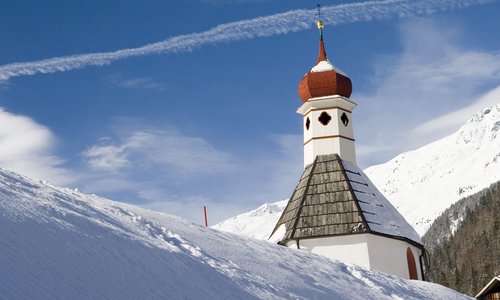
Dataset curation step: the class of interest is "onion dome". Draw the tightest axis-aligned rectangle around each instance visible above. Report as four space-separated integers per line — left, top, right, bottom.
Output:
298 34 352 102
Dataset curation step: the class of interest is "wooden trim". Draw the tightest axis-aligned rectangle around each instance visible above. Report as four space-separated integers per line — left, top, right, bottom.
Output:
304 135 355 145
475 276 500 298
303 106 352 117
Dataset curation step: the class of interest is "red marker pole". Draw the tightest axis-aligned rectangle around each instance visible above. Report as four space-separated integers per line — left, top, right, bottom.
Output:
203 206 208 227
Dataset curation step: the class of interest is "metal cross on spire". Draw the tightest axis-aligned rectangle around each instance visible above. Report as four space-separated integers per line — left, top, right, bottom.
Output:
316 4 324 39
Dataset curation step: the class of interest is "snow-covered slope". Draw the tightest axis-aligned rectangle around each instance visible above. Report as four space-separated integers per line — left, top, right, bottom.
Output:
365 104 500 235
0 168 469 299
212 200 287 241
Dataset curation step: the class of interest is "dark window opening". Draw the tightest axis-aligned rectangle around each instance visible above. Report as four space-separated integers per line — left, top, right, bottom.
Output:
341 112 349 127
318 112 332 126
305 117 310 130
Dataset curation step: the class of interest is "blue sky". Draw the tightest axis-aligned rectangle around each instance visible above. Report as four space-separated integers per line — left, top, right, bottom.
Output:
1 0 500 224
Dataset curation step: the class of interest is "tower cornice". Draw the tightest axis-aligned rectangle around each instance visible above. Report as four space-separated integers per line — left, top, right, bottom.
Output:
297 95 357 116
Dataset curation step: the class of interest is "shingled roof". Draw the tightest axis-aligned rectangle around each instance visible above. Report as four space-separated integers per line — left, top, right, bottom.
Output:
270 154 422 246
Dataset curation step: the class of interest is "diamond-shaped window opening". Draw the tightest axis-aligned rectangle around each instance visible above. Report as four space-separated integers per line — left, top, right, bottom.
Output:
318 111 332 126
341 112 349 127
305 117 311 130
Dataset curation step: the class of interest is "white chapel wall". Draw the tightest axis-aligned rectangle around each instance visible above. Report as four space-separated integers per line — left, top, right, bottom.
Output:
366 234 423 280
297 235 371 269
291 234 423 280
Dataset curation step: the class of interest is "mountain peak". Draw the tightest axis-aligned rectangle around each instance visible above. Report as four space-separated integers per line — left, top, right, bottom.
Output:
249 201 288 217
456 104 500 145
366 103 500 235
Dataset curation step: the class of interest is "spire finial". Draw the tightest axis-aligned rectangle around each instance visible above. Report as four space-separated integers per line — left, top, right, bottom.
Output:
316 4 324 40
315 4 327 63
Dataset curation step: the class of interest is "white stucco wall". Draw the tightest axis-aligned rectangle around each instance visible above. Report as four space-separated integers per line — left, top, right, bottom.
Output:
291 234 423 280
304 136 356 166
365 234 423 280
298 95 357 166
298 235 370 268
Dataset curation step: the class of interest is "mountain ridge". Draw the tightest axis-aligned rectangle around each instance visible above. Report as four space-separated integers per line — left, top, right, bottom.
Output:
215 103 500 238
365 104 500 235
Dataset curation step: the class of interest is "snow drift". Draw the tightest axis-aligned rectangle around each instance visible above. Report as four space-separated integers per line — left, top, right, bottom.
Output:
0 168 469 299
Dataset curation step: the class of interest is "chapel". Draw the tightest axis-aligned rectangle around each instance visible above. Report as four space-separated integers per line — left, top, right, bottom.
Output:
269 17 427 280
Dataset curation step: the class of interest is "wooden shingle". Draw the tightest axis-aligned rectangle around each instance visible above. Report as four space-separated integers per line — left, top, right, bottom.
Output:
269 153 423 247
270 154 369 242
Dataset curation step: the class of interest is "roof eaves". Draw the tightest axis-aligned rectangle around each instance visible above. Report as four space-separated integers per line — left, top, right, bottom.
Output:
475 276 500 298
280 231 424 249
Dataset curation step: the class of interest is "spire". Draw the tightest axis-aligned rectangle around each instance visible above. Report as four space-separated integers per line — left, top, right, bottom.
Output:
297 4 352 102
316 4 324 39
316 4 327 64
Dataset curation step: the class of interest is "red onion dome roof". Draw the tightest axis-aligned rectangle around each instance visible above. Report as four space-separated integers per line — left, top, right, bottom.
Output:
298 36 352 102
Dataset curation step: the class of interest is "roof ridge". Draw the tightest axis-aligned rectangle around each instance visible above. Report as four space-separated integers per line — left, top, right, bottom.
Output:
336 154 371 233
268 159 316 240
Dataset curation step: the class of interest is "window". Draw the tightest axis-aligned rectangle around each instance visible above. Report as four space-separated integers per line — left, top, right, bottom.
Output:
407 248 418 280
306 117 310 130
341 112 349 127
318 111 331 126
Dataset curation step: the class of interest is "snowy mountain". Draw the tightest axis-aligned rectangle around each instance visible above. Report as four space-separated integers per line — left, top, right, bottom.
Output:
215 104 500 238
365 104 500 235
212 200 288 241
0 168 470 299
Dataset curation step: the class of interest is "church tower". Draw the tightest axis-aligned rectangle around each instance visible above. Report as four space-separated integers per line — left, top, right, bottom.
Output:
297 19 356 166
269 16 428 281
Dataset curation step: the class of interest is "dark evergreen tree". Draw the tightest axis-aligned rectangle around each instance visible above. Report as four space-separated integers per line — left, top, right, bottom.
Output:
423 180 500 296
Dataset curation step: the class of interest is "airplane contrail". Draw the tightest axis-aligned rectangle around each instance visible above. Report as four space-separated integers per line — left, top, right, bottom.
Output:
0 0 495 81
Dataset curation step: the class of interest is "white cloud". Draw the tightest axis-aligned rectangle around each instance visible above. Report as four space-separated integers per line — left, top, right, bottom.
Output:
0 108 74 185
103 74 165 91
0 0 493 80
78 128 304 224
83 143 129 171
414 85 500 135
79 126 239 224
82 128 234 175
355 18 500 167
